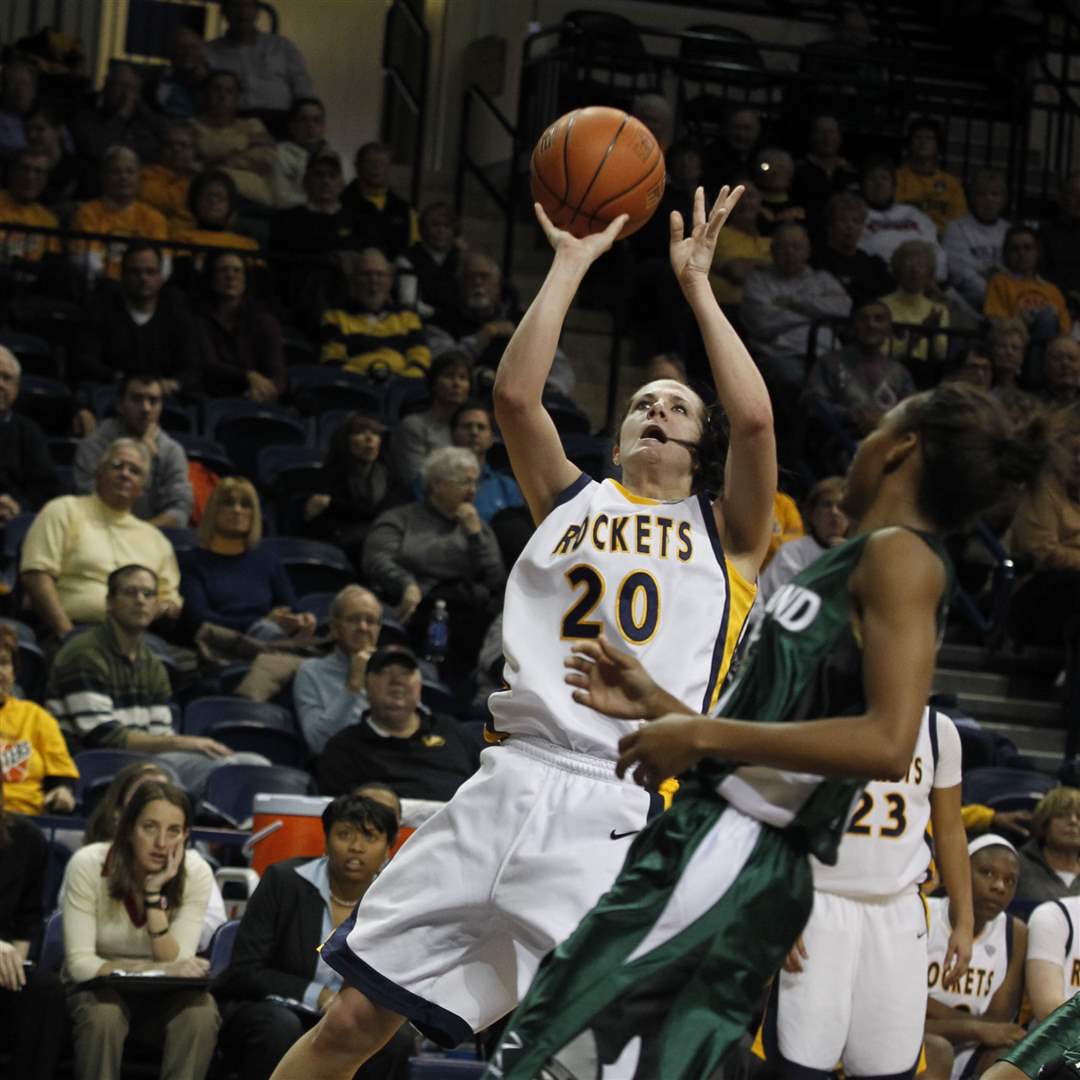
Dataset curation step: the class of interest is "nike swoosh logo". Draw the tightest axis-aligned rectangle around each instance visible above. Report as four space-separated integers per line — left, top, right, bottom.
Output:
610 829 639 840
916 930 928 939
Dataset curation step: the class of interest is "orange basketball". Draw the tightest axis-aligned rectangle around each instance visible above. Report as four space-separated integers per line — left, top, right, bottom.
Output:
529 106 666 240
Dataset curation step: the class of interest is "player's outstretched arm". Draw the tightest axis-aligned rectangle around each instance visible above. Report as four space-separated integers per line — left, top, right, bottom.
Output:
670 185 776 580
930 783 974 987
616 529 947 785
493 205 626 524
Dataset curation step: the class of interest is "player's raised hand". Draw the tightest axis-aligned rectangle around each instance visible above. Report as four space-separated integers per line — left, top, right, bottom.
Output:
940 923 972 990
534 202 627 264
564 635 661 719
669 184 744 288
616 714 712 788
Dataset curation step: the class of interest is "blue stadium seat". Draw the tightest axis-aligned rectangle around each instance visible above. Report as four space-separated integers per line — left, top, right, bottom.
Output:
208 918 241 977
47 437 80 465
39 910 64 972
256 447 325 520
288 365 384 417
961 767 1055 812
200 763 316 827
421 680 465 718
12 637 46 702
382 375 430 424
173 435 236 478
260 537 355 596
204 400 310 479
183 697 295 737
296 592 337 627
73 750 181 811
2 513 36 563
205 722 307 766
14 375 71 435
42 840 71 912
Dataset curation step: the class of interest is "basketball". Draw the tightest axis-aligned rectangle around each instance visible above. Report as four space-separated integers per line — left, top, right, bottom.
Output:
529 106 666 240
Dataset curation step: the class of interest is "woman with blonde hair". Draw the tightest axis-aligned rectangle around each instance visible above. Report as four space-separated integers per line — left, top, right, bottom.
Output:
179 477 315 641
1014 787 1080 904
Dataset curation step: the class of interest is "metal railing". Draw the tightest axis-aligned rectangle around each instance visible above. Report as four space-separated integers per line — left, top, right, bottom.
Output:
381 0 429 211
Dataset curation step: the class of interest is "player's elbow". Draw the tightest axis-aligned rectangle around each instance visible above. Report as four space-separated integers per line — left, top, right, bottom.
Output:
492 377 531 423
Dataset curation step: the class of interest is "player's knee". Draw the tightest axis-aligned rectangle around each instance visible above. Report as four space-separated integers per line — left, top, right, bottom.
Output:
316 988 403 1055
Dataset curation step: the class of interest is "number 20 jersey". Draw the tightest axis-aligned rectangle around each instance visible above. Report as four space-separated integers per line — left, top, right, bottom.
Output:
488 475 756 760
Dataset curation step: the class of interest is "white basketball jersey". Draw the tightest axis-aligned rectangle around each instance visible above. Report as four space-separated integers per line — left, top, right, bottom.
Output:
1027 896 1080 1004
488 476 754 759
927 895 1012 1013
811 708 962 897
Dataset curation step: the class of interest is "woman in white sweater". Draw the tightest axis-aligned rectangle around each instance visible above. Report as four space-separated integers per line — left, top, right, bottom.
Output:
62 780 220 1080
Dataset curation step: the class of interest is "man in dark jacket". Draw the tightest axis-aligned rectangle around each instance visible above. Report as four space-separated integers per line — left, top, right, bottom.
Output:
0 346 58 522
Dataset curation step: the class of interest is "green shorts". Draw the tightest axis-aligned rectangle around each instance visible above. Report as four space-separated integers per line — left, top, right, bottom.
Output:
1002 995 1080 1078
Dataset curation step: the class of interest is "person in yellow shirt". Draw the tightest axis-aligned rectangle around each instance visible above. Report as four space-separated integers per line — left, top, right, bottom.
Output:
138 120 199 231
710 181 771 307
883 239 950 364
984 225 1070 341
0 150 60 263
894 117 969 234
762 488 805 567
70 145 169 282
0 624 78 816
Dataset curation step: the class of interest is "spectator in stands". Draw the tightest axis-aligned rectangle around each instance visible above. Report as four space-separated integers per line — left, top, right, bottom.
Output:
450 401 524 523
276 97 327 208
708 180 771 308
800 1 882 89
76 242 200 391
883 239 950 365
803 299 916 460
629 140 701 268
20 440 182 639
0 57 37 163
137 120 199 232
172 168 259 257
214 793 415 1080
763 490 805 570
46 565 259 793
315 645 479 800
303 412 408 568
1012 788 1080 904
1041 171 1080 309
70 63 164 185
270 148 358 257
342 141 418 259
811 191 894 309
390 350 471 486
740 221 851 403
73 373 193 527
190 70 280 208
396 201 463 319
631 92 674 152
1041 337 1080 407
0 345 58 516
151 27 208 120
943 168 1009 314
62 780 219 1080
78 760 227 953
984 225 1070 347
179 477 315 641
363 446 505 670
293 585 383 755
70 146 169 283
952 347 995 392
196 249 285 401
205 0 315 114
319 247 431 378
0 148 60 266
703 105 761 189
0 622 77 813
987 317 1029 394
0 783 70 1079
754 147 805 236
792 113 860 241
858 156 947 281
894 116 969 234
22 105 78 206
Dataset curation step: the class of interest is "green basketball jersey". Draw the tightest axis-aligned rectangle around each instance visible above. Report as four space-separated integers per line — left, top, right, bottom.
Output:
693 527 952 865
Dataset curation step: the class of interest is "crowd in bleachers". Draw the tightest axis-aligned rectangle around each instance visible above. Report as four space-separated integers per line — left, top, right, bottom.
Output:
0 0 1079 1077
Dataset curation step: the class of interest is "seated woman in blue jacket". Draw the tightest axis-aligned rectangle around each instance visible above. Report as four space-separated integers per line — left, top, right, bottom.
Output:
212 793 415 1080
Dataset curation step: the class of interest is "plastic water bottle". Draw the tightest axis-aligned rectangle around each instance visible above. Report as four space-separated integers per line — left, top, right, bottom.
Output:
424 600 449 664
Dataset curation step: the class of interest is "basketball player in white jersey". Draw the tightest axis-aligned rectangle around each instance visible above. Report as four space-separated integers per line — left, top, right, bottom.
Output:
754 705 973 1078
927 836 1028 1080
1027 895 1080 1020
270 185 777 1079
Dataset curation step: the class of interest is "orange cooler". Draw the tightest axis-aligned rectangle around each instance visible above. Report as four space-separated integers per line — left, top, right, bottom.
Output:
250 793 330 874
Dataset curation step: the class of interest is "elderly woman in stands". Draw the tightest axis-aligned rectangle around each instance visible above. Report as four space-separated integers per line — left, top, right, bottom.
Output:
0 781 70 1078
1013 787 1080 905
303 412 408 571
19 437 182 642
363 445 505 670
62 780 219 1080
179 477 315 642
196 249 285 402
189 70 281 207
214 794 416 1080
0 623 78 815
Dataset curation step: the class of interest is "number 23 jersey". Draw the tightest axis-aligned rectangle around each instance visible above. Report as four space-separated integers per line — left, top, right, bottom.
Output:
488 476 756 759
